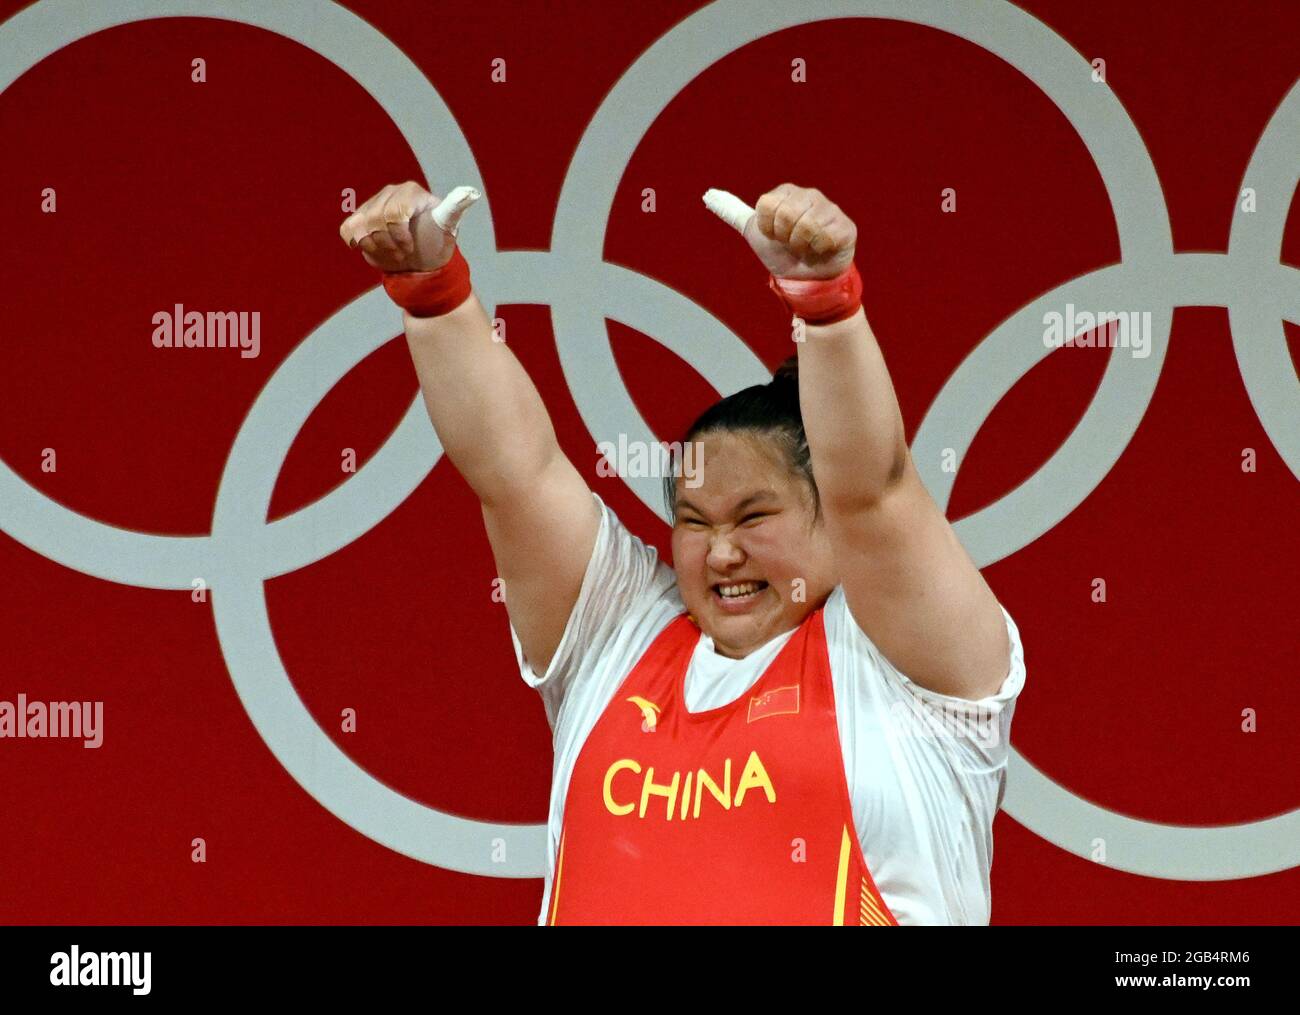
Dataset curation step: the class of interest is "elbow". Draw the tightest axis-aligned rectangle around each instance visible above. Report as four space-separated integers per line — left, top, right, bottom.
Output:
820 444 911 515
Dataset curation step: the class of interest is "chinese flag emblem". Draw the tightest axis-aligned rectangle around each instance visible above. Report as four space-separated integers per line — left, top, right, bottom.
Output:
748 685 800 723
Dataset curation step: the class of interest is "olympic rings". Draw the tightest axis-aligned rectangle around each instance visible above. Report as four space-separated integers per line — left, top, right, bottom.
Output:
1 0 1296 880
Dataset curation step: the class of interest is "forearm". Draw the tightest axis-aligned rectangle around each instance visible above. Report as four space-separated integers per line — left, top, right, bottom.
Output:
404 293 561 505
797 308 909 508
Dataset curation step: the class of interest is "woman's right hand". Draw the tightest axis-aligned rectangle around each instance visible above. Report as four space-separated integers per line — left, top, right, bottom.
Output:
339 181 461 273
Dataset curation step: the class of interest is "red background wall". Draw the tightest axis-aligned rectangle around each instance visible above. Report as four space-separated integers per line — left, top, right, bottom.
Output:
0 0 1296 924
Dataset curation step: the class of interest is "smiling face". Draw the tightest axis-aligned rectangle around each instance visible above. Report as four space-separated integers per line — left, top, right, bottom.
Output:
670 429 837 660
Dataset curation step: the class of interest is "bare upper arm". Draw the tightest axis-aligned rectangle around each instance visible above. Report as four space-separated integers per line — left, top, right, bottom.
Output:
823 452 1011 701
480 448 600 678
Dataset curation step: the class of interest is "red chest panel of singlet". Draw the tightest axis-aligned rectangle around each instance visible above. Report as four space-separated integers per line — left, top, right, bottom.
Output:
546 607 897 926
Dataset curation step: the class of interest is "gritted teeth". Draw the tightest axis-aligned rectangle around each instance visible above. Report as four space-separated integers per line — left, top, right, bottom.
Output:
714 580 768 598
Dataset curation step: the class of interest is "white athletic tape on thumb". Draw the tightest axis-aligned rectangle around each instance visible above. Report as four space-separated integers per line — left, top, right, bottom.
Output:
432 186 481 236
702 188 754 234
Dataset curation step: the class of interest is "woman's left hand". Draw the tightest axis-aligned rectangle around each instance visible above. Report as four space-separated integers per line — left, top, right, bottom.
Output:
707 183 857 281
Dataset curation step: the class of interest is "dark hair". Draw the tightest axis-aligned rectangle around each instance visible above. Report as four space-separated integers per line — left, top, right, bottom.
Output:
662 354 820 524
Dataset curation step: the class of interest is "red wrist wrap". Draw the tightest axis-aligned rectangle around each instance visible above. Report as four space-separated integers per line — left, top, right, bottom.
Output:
381 247 473 317
768 263 863 325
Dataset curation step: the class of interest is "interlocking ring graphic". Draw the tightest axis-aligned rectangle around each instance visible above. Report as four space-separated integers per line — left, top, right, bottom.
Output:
2 0 1297 881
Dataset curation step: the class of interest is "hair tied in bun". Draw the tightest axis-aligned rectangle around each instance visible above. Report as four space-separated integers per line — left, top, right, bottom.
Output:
771 355 799 386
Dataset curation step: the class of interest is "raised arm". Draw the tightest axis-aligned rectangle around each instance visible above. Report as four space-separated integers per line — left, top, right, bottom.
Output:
705 183 1011 701
340 182 598 675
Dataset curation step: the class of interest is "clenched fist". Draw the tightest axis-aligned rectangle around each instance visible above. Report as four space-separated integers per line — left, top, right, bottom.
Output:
338 181 479 273
704 183 856 281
